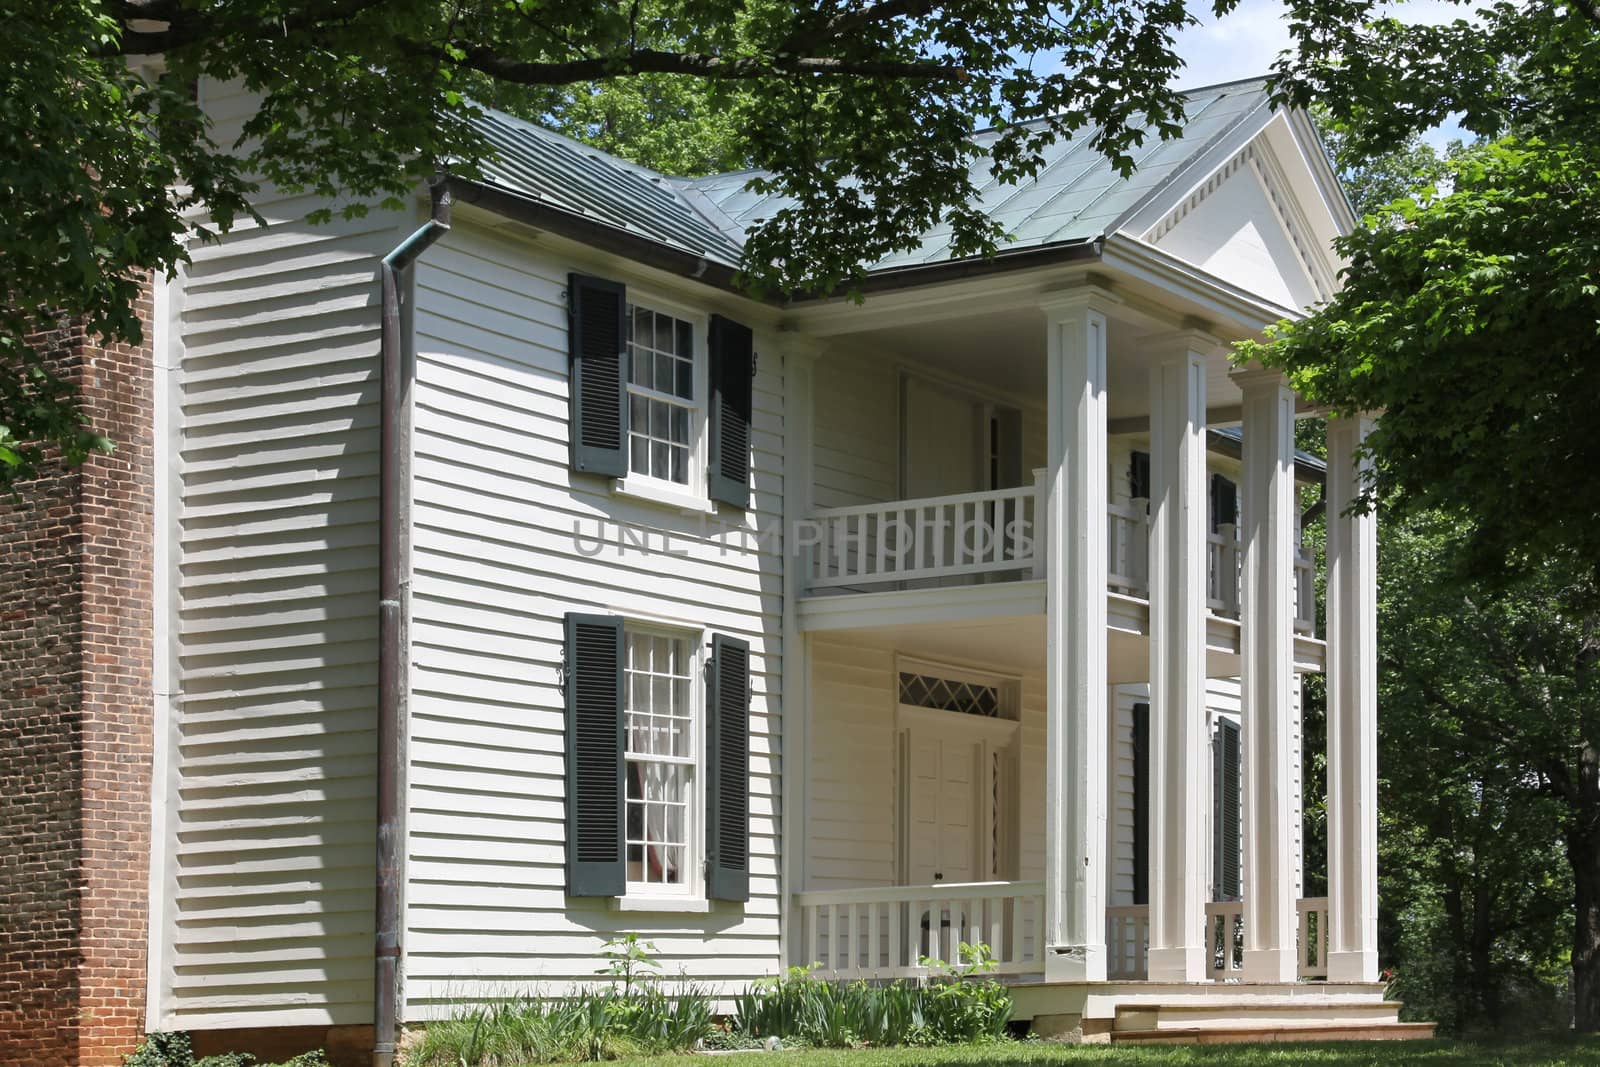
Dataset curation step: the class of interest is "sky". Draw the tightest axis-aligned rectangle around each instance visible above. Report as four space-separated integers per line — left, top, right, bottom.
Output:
1169 0 1470 148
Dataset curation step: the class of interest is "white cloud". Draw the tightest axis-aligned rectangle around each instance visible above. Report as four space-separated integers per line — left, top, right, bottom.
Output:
1171 1 1477 147
1171 0 1476 89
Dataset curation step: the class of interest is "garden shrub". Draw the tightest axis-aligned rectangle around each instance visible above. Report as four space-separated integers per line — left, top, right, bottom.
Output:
123 1032 328 1067
733 942 1014 1047
405 936 714 1066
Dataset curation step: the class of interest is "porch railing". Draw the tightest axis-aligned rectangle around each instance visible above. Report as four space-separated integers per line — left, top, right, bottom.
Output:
1206 900 1246 976
806 484 1043 590
803 484 1317 635
1110 901 1325 980
1294 545 1316 633
794 881 1045 979
1297 896 1330 978
1106 904 1150 980
798 889 1332 983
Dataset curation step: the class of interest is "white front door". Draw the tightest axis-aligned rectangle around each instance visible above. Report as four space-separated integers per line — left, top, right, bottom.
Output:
903 724 979 886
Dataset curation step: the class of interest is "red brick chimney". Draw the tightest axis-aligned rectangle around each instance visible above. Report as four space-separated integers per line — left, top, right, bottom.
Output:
0 290 156 1067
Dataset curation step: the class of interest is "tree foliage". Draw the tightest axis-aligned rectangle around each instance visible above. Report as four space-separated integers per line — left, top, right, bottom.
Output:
1377 514 1580 1034
1252 0 1600 1032
1250 0 1600 585
3 0 1217 489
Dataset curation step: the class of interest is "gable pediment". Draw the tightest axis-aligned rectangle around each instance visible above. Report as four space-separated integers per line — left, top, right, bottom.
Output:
1119 113 1351 314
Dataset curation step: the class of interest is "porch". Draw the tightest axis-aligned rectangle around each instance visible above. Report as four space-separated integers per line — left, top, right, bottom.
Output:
792 882 1332 983
781 289 1380 996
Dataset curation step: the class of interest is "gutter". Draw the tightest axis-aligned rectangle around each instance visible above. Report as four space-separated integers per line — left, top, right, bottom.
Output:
374 177 451 1067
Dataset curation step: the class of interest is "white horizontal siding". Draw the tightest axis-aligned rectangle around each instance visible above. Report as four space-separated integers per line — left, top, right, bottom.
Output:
404 222 785 1017
162 76 406 1031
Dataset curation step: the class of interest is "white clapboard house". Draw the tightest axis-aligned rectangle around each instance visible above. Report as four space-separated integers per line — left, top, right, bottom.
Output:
142 76 1420 1055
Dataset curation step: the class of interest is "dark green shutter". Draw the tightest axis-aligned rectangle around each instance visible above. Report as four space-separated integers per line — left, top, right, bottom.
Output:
1130 450 1151 500
706 633 751 902
1213 717 1241 902
708 315 754 508
563 613 625 896
567 274 628 477
1131 702 1150 907
1211 475 1238 531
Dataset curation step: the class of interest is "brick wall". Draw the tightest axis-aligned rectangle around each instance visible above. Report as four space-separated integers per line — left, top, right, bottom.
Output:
0 295 156 1067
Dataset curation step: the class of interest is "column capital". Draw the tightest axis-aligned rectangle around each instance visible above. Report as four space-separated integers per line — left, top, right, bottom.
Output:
1229 363 1291 394
1142 327 1226 362
1037 284 1119 322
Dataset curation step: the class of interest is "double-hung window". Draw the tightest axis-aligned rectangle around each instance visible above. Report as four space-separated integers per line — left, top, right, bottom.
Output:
563 612 751 904
567 273 755 509
626 303 701 491
624 627 698 894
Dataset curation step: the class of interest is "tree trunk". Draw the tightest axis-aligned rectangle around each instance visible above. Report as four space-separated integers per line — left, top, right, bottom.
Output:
1471 876 1499 1027
1570 741 1600 1033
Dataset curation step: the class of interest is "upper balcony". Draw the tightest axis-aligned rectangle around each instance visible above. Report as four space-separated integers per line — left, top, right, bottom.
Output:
794 477 1323 674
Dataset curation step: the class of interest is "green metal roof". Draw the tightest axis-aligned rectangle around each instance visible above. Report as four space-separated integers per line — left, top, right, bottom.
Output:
469 78 1272 274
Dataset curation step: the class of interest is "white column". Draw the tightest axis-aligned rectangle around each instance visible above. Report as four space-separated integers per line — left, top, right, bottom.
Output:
1041 291 1110 982
1144 333 1213 981
779 336 822 967
1325 414 1379 982
1234 366 1298 983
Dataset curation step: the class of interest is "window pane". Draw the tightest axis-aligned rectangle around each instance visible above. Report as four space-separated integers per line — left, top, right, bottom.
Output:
671 406 689 445
676 320 692 359
632 348 650 388
675 358 693 400
624 631 693 887
652 440 669 479
670 447 686 485
655 352 673 393
630 436 648 476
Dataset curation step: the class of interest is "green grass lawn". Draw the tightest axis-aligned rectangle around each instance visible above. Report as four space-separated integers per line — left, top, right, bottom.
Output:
606 1039 1600 1067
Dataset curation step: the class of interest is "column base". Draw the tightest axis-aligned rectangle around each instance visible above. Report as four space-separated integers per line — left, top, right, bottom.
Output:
1241 947 1297 983
1327 948 1379 983
1145 945 1207 983
1044 943 1107 983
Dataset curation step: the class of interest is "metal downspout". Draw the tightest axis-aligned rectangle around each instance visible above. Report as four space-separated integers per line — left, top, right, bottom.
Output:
375 178 451 1067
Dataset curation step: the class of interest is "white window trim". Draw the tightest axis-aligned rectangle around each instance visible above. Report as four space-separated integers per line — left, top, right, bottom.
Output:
620 619 708 905
624 290 710 503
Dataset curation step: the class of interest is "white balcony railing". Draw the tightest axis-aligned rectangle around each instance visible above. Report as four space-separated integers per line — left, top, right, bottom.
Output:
804 482 1316 635
1207 524 1240 615
794 881 1045 979
806 483 1043 590
1107 500 1149 595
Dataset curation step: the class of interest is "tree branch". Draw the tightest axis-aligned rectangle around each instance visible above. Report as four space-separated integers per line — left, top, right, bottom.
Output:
778 0 942 55
1568 0 1600 31
419 42 963 84
105 0 394 56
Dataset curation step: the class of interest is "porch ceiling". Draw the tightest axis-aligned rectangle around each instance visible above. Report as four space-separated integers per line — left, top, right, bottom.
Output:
845 306 1246 421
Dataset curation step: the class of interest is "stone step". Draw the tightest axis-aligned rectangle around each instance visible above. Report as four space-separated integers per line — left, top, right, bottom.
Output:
1111 1021 1438 1045
1114 998 1402 1031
